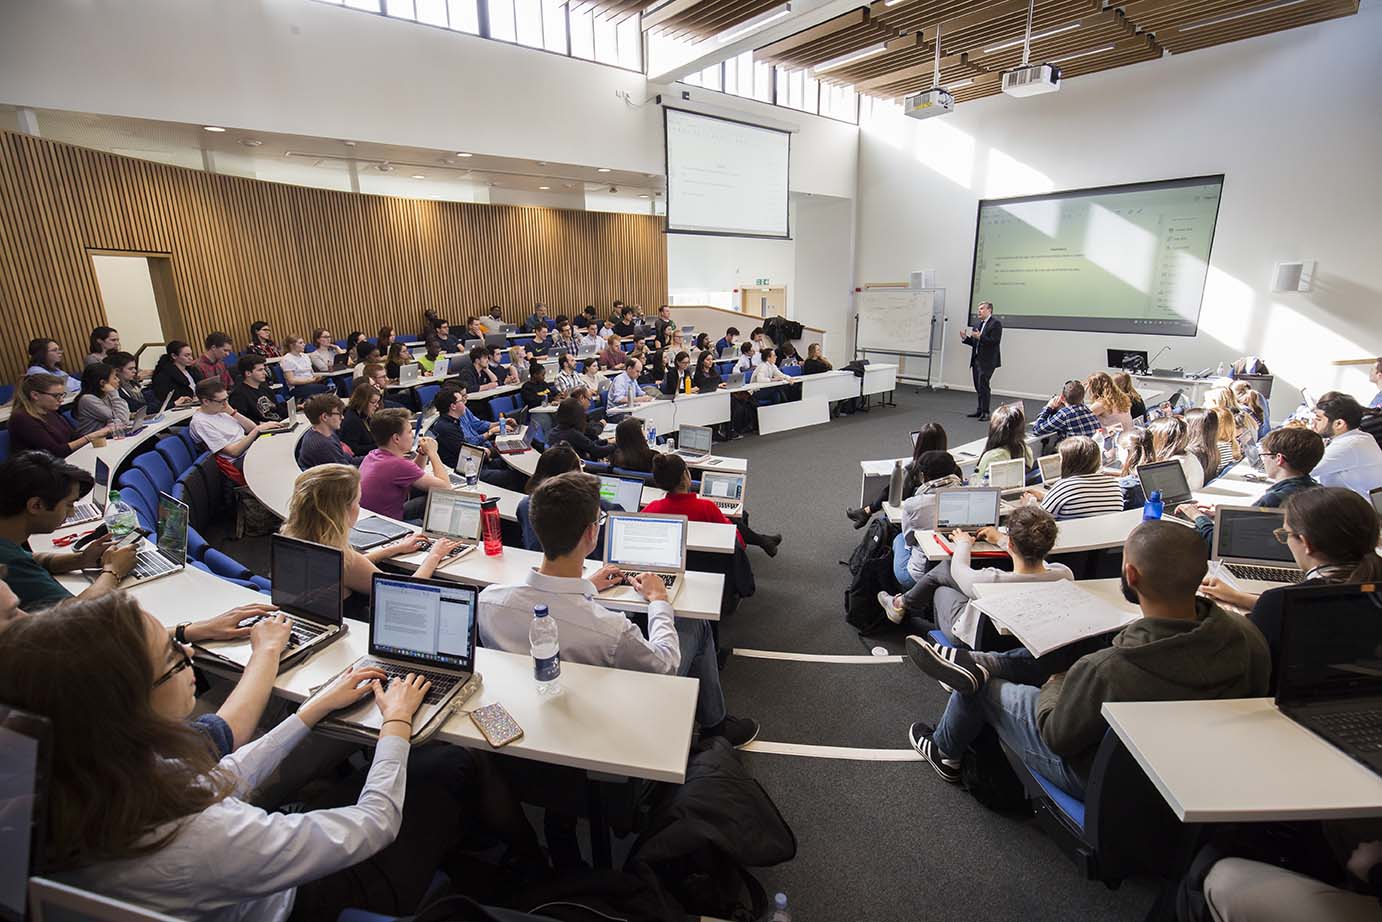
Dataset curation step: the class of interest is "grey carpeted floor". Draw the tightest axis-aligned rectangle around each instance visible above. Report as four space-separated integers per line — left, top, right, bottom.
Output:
706 386 1158 921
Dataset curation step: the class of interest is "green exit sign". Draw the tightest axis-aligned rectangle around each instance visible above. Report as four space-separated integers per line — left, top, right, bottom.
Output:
755 278 770 286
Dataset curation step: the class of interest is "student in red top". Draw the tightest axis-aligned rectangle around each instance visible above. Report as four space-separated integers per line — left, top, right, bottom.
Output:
641 453 781 557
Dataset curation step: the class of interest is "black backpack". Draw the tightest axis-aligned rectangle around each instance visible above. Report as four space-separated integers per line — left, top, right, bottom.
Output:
843 512 898 635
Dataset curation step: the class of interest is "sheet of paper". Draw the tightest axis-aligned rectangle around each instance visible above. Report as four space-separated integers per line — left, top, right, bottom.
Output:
969 580 1139 656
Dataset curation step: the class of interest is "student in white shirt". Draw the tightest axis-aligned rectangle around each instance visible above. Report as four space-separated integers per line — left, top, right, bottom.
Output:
279 335 329 398
0 592 542 922
577 324 605 354
1027 436 1124 520
188 379 279 483
478 471 758 747
751 347 791 405
732 341 760 379
1310 391 1382 498
308 328 344 373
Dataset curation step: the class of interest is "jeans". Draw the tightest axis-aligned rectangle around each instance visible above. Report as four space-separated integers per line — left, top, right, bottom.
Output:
891 532 917 590
931 677 1086 799
900 560 957 618
676 617 727 728
971 642 1109 688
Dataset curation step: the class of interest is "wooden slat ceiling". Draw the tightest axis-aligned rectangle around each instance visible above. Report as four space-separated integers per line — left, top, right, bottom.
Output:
591 0 1358 105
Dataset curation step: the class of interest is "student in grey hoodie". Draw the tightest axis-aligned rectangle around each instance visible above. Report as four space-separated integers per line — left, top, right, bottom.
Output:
906 520 1271 798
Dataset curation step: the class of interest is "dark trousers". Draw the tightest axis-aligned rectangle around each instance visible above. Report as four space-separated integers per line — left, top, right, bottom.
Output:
972 363 993 415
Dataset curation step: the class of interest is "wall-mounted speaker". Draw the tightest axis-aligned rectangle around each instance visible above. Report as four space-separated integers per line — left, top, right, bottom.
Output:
1271 260 1315 292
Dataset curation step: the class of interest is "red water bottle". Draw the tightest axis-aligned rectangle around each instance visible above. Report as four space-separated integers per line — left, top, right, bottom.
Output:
481 497 503 556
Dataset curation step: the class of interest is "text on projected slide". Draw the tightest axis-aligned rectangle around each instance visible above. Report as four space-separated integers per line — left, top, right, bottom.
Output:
665 108 790 238
970 176 1223 336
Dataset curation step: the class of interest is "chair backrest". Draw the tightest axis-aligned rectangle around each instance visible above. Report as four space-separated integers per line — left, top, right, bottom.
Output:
782 364 803 377
186 525 209 562
132 452 175 496
0 383 13 404
155 434 194 477
269 363 286 387
0 429 9 464
115 469 159 517
28 877 184 921
202 546 251 580
612 467 652 483
416 383 441 409
175 466 211 534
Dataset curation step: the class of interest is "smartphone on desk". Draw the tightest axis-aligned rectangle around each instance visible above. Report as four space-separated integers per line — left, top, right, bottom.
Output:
471 703 523 748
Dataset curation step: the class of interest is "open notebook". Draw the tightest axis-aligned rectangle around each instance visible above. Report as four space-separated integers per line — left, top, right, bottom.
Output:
965 581 1139 656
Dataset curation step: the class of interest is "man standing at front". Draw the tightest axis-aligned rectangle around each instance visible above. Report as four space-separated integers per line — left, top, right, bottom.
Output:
961 301 1002 419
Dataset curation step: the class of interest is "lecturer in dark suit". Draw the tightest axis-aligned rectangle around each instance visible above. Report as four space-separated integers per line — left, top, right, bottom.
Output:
961 301 1002 418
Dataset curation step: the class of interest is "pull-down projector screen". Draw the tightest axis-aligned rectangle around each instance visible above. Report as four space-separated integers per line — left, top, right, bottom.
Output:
969 175 1224 336
664 108 790 239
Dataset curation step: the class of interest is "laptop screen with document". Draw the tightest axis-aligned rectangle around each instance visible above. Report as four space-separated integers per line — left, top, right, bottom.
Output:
934 489 1001 529
701 472 744 501
678 425 712 454
370 575 477 671
423 491 482 540
1214 507 1295 565
606 514 685 571
1278 584 1382 706
598 475 644 512
271 536 344 625
0 706 50 922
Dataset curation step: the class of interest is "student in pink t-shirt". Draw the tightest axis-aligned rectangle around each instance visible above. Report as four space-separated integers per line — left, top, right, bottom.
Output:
358 408 453 522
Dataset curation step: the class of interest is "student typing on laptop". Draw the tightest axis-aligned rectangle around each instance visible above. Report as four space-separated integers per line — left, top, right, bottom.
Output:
478 470 759 747
427 388 527 492
1175 427 1324 544
359 408 453 523
1024 436 1123 520
283 464 457 599
643 453 781 557
0 592 543 922
1200 487 1382 689
189 378 280 485
907 521 1270 796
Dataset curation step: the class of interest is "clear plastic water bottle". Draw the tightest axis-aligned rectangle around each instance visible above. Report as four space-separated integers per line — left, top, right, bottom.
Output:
530 605 562 696
463 453 479 488
1143 489 1164 521
647 424 657 448
104 490 140 540
766 892 791 922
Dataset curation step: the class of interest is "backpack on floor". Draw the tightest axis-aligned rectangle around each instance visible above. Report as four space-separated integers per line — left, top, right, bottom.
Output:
843 512 898 634
960 726 1033 818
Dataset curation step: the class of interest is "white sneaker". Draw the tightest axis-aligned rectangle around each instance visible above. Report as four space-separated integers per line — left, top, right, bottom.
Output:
877 591 904 625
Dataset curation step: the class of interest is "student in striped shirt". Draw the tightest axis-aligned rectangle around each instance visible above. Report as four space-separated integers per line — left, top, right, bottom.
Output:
1029 436 1124 520
1031 380 1102 439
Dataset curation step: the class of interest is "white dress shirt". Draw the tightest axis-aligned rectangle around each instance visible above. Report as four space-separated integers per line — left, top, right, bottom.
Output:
578 331 605 353
1314 429 1382 497
752 361 789 384
60 716 408 922
478 568 680 675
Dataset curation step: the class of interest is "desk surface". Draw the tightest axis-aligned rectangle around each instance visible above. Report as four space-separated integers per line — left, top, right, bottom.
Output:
65 407 198 476
94 564 697 783
1103 697 1382 822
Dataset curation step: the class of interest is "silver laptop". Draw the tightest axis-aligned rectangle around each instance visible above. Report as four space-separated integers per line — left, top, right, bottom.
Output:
265 535 349 667
986 457 1027 497
120 493 189 586
495 424 533 454
599 474 644 513
399 362 421 386
418 489 482 561
64 457 111 527
1137 459 1194 518
260 396 298 434
450 443 490 488
1211 506 1305 584
699 470 746 517
1036 453 1062 485
332 574 481 739
432 355 451 379
672 424 714 462
598 512 688 604
933 488 1002 530
725 371 746 387
144 390 176 424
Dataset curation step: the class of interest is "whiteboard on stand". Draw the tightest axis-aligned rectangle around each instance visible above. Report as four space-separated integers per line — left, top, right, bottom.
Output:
856 289 934 355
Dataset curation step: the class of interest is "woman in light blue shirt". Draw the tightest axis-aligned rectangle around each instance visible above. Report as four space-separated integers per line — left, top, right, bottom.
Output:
26 336 81 393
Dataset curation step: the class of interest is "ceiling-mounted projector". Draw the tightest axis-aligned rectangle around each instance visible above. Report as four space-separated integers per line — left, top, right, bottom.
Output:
904 87 954 120
1002 62 1060 97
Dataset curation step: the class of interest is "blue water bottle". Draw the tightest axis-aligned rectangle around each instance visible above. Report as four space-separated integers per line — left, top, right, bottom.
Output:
1143 489 1164 521
647 424 657 448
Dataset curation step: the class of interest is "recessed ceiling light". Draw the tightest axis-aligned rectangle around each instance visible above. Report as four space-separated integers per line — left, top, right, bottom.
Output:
411 174 426 179
539 185 551 190
343 140 357 147
597 168 612 173
639 194 650 198
239 138 263 147
456 152 473 157
202 126 226 132
537 161 548 166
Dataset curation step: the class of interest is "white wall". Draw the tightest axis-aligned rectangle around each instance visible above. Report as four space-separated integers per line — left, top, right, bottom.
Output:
91 255 164 371
793 194 856 362
855 3 1382 409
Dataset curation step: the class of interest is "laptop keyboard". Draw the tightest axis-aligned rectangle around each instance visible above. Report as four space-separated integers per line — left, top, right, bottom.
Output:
619 570 676 589
1225 564 1303 584
130 549 176 580
710 499 741 512
361 659 460 705
65 502 100 526
288 619 327 649
1311 709 1382 752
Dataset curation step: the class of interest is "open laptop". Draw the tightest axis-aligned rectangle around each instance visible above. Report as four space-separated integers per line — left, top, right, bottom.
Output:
699 470 746 517
933 488 1004 554
1036 453 1062 485
120 493 189 586
418 489 482 560
672 424 714 463
1211 506 1304 584
484 333 508 350
725 370 746 387
1276 582 1382 776
986 457 1028 497
599 474 644 513
1 704 51 922
143 390 176 425
1372 485 1382 518
348 514 413 551
450 443 490 488
328 574 481 739
260 396 298 434
432 355 451 379
495 424 533 454
597 512 688 604
1137 459 1195 518
399 362 421 386
268 535 349 665
63 457 111 527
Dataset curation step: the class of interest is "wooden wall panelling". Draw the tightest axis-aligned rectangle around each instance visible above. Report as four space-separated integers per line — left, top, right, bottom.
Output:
0 131 666 383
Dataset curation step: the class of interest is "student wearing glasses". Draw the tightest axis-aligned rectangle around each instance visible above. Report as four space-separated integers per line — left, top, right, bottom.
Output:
25 337 81 393
309 328 345 373
1174 427 1323 542
297 394 359 468
189 379 279 484
9 373 107 457
0 591 543 922
246 320 280 358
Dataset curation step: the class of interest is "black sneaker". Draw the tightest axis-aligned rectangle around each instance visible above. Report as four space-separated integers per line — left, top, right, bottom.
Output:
706 715 760 748
846 507 870 529
908 721 961 784
905 635 989 696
